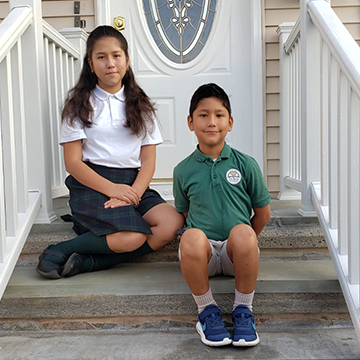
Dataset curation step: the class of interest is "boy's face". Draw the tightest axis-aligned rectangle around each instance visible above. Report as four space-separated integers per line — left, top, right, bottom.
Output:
188 97 233 156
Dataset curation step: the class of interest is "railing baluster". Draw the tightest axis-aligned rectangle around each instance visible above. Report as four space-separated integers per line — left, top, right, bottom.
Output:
13 39 28 214
348 89 360 285
338 71 349 255
44 37 57 191
329 55 338 229
56 47 64 191
0 99 6 263
290 48 294 179
296 40 301 181
320 39 329 207
0 53 18 237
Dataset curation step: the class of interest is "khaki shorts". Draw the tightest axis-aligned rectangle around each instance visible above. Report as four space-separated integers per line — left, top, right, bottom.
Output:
178 239 234 277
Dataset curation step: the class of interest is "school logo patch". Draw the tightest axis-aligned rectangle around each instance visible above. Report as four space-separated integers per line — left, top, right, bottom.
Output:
226 169 241 185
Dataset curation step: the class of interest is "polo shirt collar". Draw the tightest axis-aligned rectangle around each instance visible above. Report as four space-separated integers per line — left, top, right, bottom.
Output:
93 84 125 102
194 142 231 162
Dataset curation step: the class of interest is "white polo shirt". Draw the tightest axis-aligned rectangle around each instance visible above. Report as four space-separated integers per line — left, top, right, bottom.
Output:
60 85 163 168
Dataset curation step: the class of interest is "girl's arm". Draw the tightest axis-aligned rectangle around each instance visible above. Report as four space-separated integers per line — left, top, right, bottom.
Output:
63 140 140 205
131 144 156 198
104 144 157 209
250 204 271 236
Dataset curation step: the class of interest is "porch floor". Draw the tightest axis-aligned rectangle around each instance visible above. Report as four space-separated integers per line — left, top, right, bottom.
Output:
0 323 359 360
0 198 359 359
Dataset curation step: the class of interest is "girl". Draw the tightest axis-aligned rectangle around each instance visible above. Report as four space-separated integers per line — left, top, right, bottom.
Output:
36 25 184 279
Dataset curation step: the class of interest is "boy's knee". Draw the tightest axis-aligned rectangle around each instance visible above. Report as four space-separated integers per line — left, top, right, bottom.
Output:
228 224 258 252
229 224 257 241
180 228 208 256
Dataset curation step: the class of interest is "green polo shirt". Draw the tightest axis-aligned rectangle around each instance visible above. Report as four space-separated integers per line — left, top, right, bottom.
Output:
173 143 271 241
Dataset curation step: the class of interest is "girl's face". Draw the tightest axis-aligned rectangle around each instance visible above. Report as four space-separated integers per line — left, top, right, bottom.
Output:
88 36 129 94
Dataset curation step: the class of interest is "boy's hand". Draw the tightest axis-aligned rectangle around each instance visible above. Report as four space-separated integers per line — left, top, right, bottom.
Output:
104 197 131 209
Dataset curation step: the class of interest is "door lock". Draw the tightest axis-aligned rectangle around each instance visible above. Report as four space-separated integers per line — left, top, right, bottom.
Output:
114 16 125 31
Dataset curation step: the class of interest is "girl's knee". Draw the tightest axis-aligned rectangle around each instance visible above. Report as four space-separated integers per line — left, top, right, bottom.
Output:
107 231 147 253
144 204 184 230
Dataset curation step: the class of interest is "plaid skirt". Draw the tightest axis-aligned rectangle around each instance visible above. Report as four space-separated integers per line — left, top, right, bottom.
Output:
65 162 166 236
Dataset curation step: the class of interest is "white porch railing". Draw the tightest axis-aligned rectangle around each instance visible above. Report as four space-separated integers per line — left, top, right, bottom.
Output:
0 0 85 299
278 0 360 341
43 23 86 198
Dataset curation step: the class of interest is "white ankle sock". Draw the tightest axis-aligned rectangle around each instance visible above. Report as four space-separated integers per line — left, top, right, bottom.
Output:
233 289 254 312
193 288 217 314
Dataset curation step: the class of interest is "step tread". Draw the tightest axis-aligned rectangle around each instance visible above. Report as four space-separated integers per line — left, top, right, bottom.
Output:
5 257 340 299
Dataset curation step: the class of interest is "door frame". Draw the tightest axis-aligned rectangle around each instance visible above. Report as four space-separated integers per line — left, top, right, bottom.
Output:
95 0 264 200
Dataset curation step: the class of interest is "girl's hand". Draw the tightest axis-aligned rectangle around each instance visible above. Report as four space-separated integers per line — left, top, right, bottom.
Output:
111 184 140 205
104 198 130 209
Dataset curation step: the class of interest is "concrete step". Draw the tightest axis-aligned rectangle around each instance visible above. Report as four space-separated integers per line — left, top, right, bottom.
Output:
0 321 360 360
20 198 326 266
1 250 347 321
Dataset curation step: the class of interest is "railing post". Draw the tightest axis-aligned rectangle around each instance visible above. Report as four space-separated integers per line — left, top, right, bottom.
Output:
277 23 301 200
60 28 88 78
298 0 321 216
10 0 56 223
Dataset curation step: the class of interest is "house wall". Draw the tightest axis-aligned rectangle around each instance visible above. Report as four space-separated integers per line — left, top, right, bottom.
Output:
0 0 95 32
1 0 359 198
263 0 360 197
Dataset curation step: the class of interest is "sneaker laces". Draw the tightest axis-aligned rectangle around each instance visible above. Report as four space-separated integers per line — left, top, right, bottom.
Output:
204 312 224 329
233 312 253 329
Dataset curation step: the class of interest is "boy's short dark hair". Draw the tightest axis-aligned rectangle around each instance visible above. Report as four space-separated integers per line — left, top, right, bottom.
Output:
189 83 232 118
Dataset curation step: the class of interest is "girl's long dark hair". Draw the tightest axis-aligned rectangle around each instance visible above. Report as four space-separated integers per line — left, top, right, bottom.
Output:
62 25 155 136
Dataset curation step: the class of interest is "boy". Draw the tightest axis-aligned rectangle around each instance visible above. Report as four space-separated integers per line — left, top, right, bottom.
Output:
173 83 271 347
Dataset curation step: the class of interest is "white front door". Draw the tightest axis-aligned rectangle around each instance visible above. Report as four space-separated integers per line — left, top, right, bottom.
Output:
106 0 263 197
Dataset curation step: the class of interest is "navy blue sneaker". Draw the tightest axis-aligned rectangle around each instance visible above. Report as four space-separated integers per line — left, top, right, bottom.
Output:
196 304 232 347
232 305 259 346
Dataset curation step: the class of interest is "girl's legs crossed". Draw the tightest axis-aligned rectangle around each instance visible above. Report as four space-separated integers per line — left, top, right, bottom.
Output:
70 203 184 274
38 203 183 278
142 203 184 250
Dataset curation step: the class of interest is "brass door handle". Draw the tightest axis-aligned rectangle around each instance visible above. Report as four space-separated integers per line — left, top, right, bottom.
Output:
114 16 125 31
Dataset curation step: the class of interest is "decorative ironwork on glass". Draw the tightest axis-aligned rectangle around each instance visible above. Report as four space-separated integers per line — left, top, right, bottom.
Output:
143 0 218 64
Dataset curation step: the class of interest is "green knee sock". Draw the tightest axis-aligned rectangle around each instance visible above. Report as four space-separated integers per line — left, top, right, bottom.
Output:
80 241 154 273
44 232 112 265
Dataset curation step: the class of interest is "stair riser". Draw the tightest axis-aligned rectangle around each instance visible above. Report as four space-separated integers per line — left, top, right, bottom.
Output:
0 313 353 332
22 223 326 264
0 293 347 319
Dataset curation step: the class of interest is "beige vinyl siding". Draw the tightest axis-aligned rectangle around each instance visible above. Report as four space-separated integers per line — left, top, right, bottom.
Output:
263 0 360 198
332 0 360 45
0 0 95 31
264 0 299 198
0 0 8 22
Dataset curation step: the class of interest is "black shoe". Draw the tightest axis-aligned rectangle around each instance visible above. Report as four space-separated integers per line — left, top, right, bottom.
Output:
36 246 67 279
61 253 92 278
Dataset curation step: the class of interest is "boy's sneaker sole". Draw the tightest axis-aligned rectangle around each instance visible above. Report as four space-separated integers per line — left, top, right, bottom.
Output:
232 332 260 347
196 321 232 347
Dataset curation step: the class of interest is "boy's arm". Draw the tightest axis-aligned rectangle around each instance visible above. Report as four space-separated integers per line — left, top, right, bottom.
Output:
173 165 189 215
251 204 271 236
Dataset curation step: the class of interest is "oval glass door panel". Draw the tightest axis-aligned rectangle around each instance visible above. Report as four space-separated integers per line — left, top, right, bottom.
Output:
143 0 218 64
